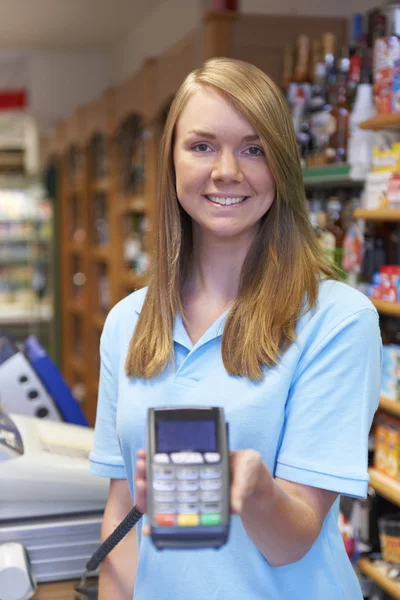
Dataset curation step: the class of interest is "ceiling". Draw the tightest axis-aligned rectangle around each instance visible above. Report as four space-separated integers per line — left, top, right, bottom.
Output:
0 0 164 50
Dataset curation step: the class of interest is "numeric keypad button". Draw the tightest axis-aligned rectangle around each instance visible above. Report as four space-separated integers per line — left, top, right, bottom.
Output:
176 468 198 480
200 490 221 502
200 467 221 479
153 480 175 492
200 479 221 491
177 480 199 492
153 467 174 480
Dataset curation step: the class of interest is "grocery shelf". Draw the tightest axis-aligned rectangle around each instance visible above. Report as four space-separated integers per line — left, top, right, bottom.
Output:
0 303 53 324
67 301 85 316
371 299 400 317
380 395 400 418
68 241 85 256
360 113 400 131
90 178 110 194
368 468 400 506
354 208 400 221
70 355 85 375
93 312 106 330
121 271 147 289
302 164 364 188
90 245 110 262
118 194 146 214
358 558 400 599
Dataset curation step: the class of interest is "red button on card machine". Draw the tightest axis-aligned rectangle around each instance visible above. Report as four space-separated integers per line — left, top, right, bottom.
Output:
147 407 230 550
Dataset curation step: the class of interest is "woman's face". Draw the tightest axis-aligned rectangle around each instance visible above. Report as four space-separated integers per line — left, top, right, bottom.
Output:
173 86 275 242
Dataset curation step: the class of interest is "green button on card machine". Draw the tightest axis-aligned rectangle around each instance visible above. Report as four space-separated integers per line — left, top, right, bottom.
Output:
147 407 231 550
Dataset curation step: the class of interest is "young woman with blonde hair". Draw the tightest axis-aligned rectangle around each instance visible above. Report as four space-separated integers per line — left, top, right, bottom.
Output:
90 57 381 599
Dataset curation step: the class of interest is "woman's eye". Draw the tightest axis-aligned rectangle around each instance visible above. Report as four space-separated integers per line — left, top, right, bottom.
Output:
245 146 264 157
192 143 212 153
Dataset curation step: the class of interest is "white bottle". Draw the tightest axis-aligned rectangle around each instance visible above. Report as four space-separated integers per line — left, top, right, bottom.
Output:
348 84 375 179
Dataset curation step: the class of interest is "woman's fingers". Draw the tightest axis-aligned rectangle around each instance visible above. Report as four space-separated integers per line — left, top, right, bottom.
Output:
135 449 148 513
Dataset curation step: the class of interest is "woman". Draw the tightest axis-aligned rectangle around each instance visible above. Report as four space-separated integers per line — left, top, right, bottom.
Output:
90 57 381 599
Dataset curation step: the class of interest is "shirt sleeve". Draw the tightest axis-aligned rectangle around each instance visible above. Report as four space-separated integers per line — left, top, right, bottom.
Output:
89 306 127 479
275 307 382 499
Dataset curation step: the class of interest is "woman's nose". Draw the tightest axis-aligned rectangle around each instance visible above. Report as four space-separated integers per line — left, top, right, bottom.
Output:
211 151 244 183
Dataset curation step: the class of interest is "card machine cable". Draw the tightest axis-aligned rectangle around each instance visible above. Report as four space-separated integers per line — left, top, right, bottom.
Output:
77 407 230 598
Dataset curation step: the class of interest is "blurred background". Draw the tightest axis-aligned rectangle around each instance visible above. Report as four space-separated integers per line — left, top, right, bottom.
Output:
2 0 400 597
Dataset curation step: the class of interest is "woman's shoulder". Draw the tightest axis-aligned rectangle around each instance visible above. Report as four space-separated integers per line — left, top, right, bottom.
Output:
296 279 378 340
103 286 148 336
316 279 377 317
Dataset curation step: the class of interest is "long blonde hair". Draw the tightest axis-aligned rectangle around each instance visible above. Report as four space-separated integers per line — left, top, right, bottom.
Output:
125 57 338 380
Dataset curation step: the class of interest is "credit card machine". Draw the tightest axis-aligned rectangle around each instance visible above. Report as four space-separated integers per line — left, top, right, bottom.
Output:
147 407 230 550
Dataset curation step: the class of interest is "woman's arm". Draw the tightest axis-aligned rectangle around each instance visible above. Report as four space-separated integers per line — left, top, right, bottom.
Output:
98 479 139 599
231 450 338 567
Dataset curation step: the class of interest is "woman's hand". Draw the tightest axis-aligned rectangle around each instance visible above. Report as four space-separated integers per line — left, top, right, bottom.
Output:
134 448 274 518
230 449 274 514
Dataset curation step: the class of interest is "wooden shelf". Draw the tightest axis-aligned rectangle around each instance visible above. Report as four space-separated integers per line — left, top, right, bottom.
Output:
90 178 110 194
68 241 86 256
93 312 106 330
379 395 400 418
90 245 110 262
67 301 85 316
118 194 146 214
360 113 400 131
354 208 400 221
368 468 400 506
70 355 85 375
121 271 147 289
371 299 400 316
358 558 400 599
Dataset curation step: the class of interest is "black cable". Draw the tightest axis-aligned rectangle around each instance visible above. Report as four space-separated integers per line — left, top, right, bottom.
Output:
86 505 143 572
75 505 143 597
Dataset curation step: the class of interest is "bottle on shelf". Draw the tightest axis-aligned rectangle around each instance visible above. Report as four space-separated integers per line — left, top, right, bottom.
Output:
282 43 294 93
289 35 312 137
326 49 351 164
348 14 365 107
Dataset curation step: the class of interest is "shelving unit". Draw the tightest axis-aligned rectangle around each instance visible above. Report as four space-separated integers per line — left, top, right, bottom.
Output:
379 395 400 418
354 208 400 221
360 113 400 131
302 164 364 188
358 558 400 599
371 299 400 317
368 468 400 506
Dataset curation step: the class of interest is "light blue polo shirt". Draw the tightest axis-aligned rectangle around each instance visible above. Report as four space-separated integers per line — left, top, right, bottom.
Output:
89 279 382 600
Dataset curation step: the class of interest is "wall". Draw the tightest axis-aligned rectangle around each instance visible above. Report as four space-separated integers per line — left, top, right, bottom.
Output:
112 0 203 83
28 50 111 131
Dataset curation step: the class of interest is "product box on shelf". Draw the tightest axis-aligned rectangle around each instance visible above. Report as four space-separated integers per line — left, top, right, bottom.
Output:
374 36 400 114
369 266 400 302
374 412 400 479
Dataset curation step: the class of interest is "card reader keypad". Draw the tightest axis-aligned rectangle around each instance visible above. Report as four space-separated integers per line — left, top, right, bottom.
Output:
152 452 223 527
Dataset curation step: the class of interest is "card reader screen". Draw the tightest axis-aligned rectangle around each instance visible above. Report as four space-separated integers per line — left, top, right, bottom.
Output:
156 419 216 453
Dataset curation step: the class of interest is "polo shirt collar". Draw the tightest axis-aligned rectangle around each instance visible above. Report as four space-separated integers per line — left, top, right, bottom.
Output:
133 287 229 350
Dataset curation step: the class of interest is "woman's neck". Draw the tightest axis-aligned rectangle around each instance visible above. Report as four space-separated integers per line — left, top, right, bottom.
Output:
184 227 254 303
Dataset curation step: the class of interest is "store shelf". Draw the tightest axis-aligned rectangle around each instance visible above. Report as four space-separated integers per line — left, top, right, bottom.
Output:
368 468 400 506
67 301 85 316
371 299 400 316
70 355 85 375
90 178 110 194
90 245 110 262
354 208 400 221
360 113 400 131
358 558 400 599
302 164 364 188
119 194 146 214
121 271 147 289
0 303 53 324
93 312 106 330
68 241 85 256
379 395 400 418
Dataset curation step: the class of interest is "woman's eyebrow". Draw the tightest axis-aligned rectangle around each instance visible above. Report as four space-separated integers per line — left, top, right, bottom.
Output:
185 129 260 143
